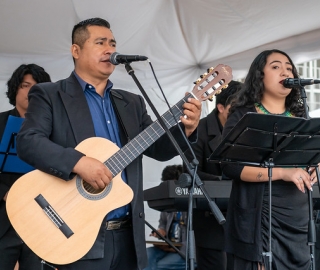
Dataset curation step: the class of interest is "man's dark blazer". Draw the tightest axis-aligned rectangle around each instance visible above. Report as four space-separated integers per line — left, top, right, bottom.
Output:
0 108 21 240
184 108 225 250
17 73 195 269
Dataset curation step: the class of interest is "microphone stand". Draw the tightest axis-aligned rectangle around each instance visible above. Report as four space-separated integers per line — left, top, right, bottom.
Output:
144 220 186 259
41 260 57 270
300 84 316 270
123 62 225 270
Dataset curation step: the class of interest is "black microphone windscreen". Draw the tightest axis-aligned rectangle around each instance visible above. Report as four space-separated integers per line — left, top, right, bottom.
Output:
177 173 192 188
110 52 148 65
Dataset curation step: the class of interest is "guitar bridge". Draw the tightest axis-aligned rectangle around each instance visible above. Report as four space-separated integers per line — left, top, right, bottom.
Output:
35 194 74 238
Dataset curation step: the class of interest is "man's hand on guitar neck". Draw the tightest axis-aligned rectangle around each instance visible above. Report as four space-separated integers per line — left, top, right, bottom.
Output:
73 156 113 190
180 95 201 137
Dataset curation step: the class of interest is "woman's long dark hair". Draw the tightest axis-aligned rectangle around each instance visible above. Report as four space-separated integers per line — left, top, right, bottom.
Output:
229 49 304 117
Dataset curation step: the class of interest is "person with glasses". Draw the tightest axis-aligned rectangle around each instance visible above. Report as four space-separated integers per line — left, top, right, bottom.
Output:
0 64 51 270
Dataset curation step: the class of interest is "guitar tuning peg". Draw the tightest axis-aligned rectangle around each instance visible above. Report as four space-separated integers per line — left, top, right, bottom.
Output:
200 75 204 78
215 89 222 95
207 67 214 73
222 84 229 89
203 72 208 77
194 78 201 84
208 97 213 102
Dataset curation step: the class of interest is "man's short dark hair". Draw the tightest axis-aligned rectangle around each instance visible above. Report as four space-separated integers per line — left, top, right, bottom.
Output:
6 64 51 106
161 165 183 181
215 80 242 107
72 17 111 48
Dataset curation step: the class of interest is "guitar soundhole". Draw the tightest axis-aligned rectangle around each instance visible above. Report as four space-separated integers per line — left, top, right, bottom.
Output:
82 180 105 194
76 175 112 200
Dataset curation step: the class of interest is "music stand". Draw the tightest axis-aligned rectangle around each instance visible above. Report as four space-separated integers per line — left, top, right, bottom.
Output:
209 112 320 270
0 115 34 174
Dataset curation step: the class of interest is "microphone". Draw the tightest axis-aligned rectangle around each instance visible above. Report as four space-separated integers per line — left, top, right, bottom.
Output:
282 78 320 88
110 52 148 65
177 173 192 188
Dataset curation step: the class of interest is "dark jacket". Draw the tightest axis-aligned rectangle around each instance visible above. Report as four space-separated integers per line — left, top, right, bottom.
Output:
222 106 265 261
0 108 21 239
17 73 196 269
184 109 225 250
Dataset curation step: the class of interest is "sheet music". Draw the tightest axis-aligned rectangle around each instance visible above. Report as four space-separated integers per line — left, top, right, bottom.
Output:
0 115 34 173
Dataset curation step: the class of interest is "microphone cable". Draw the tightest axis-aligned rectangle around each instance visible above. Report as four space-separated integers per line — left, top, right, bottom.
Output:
147 59 199 168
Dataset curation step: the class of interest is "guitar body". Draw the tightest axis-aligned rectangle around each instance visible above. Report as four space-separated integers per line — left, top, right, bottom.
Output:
6 137 134 264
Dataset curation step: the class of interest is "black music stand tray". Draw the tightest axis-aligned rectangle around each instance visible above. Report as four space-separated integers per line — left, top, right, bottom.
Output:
0 115 34 174
209 112 320 269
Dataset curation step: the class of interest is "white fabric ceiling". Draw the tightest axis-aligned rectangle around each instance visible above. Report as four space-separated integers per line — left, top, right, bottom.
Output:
1 0 320 115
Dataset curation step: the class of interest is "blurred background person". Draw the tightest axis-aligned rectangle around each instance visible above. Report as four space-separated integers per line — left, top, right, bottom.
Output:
144 165 189 270
0 64 51 270
184 80 242 270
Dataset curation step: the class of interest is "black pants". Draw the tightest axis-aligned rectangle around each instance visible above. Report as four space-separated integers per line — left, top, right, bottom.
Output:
195 246 228 270
315 223 320 269
54 226 137 270
0 226 42 270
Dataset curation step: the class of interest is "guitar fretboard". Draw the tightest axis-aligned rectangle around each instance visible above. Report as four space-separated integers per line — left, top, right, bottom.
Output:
104 93 192 176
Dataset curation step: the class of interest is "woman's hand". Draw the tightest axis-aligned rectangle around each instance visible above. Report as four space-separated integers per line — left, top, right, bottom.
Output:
280 167 313 193
308 164 320 187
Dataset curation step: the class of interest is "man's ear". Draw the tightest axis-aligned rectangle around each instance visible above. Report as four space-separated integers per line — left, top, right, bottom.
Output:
216 103 225 114
71 44 80 60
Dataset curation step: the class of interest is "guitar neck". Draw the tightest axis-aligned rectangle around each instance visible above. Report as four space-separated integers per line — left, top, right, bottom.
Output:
104 93 193 177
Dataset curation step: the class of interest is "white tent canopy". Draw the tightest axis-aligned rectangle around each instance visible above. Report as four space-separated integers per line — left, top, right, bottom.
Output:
1 0 320 114
1 0 320 232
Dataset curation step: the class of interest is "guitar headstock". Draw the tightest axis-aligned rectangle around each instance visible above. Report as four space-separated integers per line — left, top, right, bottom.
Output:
191 64 233 101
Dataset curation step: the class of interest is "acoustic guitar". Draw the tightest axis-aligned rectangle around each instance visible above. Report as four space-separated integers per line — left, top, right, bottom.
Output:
6 64 232 264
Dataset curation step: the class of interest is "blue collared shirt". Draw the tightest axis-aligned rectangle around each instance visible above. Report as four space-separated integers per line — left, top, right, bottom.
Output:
73 71 130 221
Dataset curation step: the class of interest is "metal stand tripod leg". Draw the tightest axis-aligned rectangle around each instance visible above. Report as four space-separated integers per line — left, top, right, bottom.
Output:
262 160 273 270
307 185 316 270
